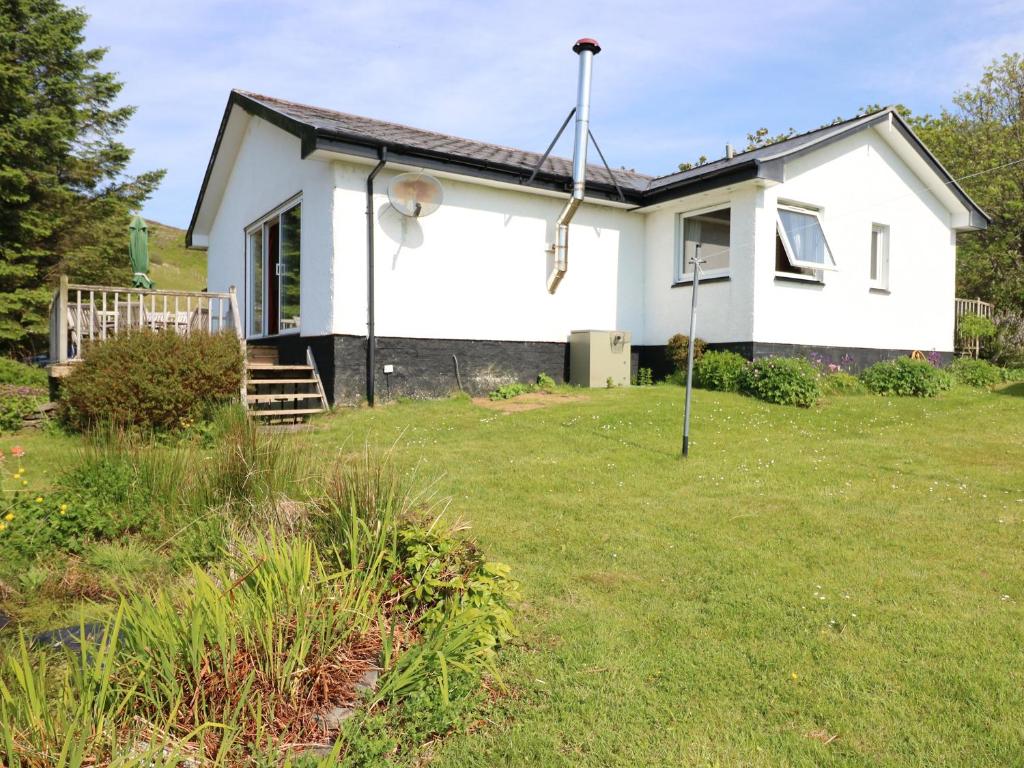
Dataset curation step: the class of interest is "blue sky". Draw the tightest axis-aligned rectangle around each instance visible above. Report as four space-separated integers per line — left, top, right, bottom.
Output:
80 0 1024 229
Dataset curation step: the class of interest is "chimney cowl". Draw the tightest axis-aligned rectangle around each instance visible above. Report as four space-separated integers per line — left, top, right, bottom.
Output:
573 38 601 54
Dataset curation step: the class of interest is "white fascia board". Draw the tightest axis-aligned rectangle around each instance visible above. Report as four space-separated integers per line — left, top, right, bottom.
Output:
190 106 251 243
308 147 638 210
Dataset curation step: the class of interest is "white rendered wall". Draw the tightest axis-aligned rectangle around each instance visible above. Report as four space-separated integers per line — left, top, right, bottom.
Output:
206 115 335 337
331 159 646 343
641 183 760 346
752 128 956 353
204 116 957 356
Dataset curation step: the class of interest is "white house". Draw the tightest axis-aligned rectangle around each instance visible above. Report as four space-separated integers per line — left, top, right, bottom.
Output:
187 51 988 404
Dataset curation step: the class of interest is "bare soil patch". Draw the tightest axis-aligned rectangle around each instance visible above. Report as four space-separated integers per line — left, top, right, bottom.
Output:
473 392 587 413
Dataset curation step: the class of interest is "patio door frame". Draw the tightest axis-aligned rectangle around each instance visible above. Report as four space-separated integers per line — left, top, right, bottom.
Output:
245 194 302 340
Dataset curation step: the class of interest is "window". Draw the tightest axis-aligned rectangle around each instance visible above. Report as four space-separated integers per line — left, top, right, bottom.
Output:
246 198 301 336
775 203 837 280
676 206 730 282
278 204 301 331
870 223 889 290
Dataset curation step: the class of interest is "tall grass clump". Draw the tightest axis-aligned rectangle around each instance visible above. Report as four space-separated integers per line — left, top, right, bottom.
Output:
116 534 388 756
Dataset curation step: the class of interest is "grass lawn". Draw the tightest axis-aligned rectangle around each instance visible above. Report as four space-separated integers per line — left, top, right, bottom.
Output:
4 383 1023 765
298 384 1023 766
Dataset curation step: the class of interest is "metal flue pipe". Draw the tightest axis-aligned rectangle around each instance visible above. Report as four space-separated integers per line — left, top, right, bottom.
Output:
548 38 601 294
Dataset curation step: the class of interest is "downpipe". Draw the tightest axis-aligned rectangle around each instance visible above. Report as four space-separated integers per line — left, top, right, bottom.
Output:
366 146 387 407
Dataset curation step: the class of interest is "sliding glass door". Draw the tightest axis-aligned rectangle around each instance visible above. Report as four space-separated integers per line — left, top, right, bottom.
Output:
278 205 301 332
248 228 264 336
247 199 301 337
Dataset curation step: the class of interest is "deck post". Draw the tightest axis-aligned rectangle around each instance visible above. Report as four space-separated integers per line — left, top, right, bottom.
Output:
57 275 69 364
228 286 247 405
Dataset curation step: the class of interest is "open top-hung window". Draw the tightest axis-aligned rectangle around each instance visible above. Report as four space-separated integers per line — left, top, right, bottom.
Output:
676 207 730 282
775 204 837 279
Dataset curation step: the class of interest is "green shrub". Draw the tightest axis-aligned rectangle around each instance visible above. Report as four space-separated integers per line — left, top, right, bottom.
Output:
958 313 997 339
633 367 654 386
949 358 1003 388
58 330 243 432
489 382 531 400
694 351 748 392
1002 366 1024 382
860 358 953 397
739 357 821 407
0 384 47 432
536 372 557 390
0 358 47 387
821 371 867 395
666 333 706 372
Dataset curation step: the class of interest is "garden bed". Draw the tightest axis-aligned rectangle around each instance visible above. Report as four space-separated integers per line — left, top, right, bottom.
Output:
0 412 518 765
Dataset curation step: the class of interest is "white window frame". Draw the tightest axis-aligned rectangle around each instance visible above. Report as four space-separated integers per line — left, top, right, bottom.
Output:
245 194 302 339
775 202 838 276
870 223 890 290
674 203 732 283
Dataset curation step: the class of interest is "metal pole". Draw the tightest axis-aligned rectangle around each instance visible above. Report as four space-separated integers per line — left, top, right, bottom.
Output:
682 244 703 458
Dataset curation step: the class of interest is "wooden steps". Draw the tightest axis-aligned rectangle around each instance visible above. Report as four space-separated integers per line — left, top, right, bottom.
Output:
247 364 314 370
244 346 329 423
246 392 322 403
249 378 320 386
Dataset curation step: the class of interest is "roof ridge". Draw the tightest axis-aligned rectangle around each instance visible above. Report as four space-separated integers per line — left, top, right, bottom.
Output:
645 106 894 182
235 89 656 182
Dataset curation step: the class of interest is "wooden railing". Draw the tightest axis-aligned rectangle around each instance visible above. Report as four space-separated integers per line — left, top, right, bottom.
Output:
48 276 243 364
954 296 995 359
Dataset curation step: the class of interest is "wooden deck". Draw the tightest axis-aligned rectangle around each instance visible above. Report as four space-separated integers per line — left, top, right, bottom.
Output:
46 277 329 422
48 276 243 370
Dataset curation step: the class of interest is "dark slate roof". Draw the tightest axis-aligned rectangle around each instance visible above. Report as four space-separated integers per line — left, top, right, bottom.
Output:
235 90 653 193
187 92 988 245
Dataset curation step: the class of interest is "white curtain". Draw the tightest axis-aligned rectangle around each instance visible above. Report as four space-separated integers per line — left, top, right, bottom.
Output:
778 209 829 266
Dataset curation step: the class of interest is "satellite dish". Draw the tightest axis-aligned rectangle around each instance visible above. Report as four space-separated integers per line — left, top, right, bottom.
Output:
387 172 443 217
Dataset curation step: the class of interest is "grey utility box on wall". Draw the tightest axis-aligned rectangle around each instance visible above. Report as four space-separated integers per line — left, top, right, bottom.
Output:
569 330 632 388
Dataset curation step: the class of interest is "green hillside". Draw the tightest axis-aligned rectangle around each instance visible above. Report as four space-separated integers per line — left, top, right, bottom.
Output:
147 220 206 291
